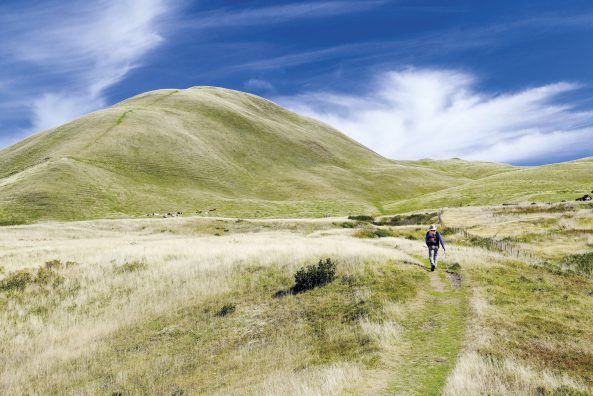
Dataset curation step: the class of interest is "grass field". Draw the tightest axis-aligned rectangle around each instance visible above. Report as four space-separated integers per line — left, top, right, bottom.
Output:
1 203 592 395
0 87 494 224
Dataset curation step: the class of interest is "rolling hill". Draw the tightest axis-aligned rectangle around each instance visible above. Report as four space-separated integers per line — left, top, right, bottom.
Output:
0 87 514 223
385 156 593 213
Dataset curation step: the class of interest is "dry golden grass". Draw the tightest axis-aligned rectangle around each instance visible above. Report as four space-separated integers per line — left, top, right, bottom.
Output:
0 217 417 394
1 206 592 395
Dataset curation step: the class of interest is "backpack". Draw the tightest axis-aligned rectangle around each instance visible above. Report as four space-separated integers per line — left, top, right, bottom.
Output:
426 231 439 246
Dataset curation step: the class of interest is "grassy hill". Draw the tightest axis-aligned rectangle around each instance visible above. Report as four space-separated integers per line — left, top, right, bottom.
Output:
0 87 511 224
385 157 593 213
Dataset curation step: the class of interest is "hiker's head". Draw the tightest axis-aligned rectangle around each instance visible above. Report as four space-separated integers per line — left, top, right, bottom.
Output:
429 224 437 232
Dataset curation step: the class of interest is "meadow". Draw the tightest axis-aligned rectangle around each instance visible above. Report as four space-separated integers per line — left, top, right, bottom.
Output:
1 203 592 395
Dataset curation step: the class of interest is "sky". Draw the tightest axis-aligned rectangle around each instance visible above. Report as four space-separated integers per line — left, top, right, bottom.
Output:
1 0 593 165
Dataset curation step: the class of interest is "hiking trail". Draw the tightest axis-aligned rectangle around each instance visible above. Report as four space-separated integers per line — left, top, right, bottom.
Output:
385 249 468 395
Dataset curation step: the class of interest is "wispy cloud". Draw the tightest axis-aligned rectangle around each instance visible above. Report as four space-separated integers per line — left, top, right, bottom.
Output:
232 10 593 74
190 1 387 29
0 0 173 135
277 68 593 164
244 79 275 93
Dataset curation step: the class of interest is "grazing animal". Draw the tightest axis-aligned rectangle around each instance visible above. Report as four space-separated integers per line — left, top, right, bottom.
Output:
576 194 592 202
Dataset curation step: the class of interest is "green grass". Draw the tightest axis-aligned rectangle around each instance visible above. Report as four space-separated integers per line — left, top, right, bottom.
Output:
0 87 520 224
385 158 593 213
29 260 425 394
387 266 468 395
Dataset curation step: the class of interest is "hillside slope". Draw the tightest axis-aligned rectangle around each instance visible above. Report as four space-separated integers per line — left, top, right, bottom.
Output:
385 156 593 212
0 87 500 223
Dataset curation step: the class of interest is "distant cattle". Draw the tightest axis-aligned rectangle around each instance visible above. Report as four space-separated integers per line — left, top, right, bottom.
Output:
576 194 592 202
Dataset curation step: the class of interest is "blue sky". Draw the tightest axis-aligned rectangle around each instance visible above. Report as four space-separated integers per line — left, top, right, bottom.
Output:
1 0 593 165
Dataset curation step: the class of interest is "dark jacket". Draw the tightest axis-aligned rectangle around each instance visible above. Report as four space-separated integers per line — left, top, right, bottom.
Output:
425 231 446 250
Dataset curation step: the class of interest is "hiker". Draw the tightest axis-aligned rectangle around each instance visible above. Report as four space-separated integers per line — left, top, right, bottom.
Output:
425 224 445 272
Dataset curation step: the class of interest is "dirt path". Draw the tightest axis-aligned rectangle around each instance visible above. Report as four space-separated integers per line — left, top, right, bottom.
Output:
386 257 468 395
429 270 447 293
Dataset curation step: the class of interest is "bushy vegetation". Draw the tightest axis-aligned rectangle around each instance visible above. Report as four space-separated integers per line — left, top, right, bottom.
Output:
0 270 32 292
114 261 147 274
353 228 396 239
0 265 64 292
347 215 374 222
216 303 236 317
375 212 438 226
293 258 337 293
560 252 593 276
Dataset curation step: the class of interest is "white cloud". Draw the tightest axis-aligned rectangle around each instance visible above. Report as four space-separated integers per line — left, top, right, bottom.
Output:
277 68 593 164
244 79 275 92
192 1 386 29
0 0 172 134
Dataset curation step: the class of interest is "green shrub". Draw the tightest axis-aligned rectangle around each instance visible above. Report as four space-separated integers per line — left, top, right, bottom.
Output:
560 252 593 275
339 222 355 228
448 262 461 272
294 258 337 293
374 212 438 226
35 267 64 287
347 215 374 222
354 229 395 239
114 261 147 274
0 270 32 291
45 259 62 269
216 303 236 317
553 385 589 396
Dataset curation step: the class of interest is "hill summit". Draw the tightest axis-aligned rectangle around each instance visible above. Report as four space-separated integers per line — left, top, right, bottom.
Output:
0 87 511 223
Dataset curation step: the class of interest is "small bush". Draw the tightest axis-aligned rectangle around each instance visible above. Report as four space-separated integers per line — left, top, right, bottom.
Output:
294 258 337 293
35 267 64 287
45 259 62 269
354 229 395 239
0 270 32 291
339 222 355 228
347 215 374 222
216 303 236 317
560 252 593 276
553 385 589 396
114 261 147 274
448 262 461 272
374 212 438 226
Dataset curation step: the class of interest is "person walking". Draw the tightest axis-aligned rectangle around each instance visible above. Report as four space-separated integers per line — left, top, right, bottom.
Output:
425 224 445 272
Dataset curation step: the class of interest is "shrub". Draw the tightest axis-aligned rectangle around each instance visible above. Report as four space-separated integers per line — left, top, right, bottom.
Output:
216 303 236 317
45 259 62 269
35 267 64 287
347 215 374 222
374 212 438 226
339 222 355 228
448 262 461 272
552 385 589 396
0 270 32 291
560 252 593 276
354 229 395 239
294 258 337 293
114 261 147 274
